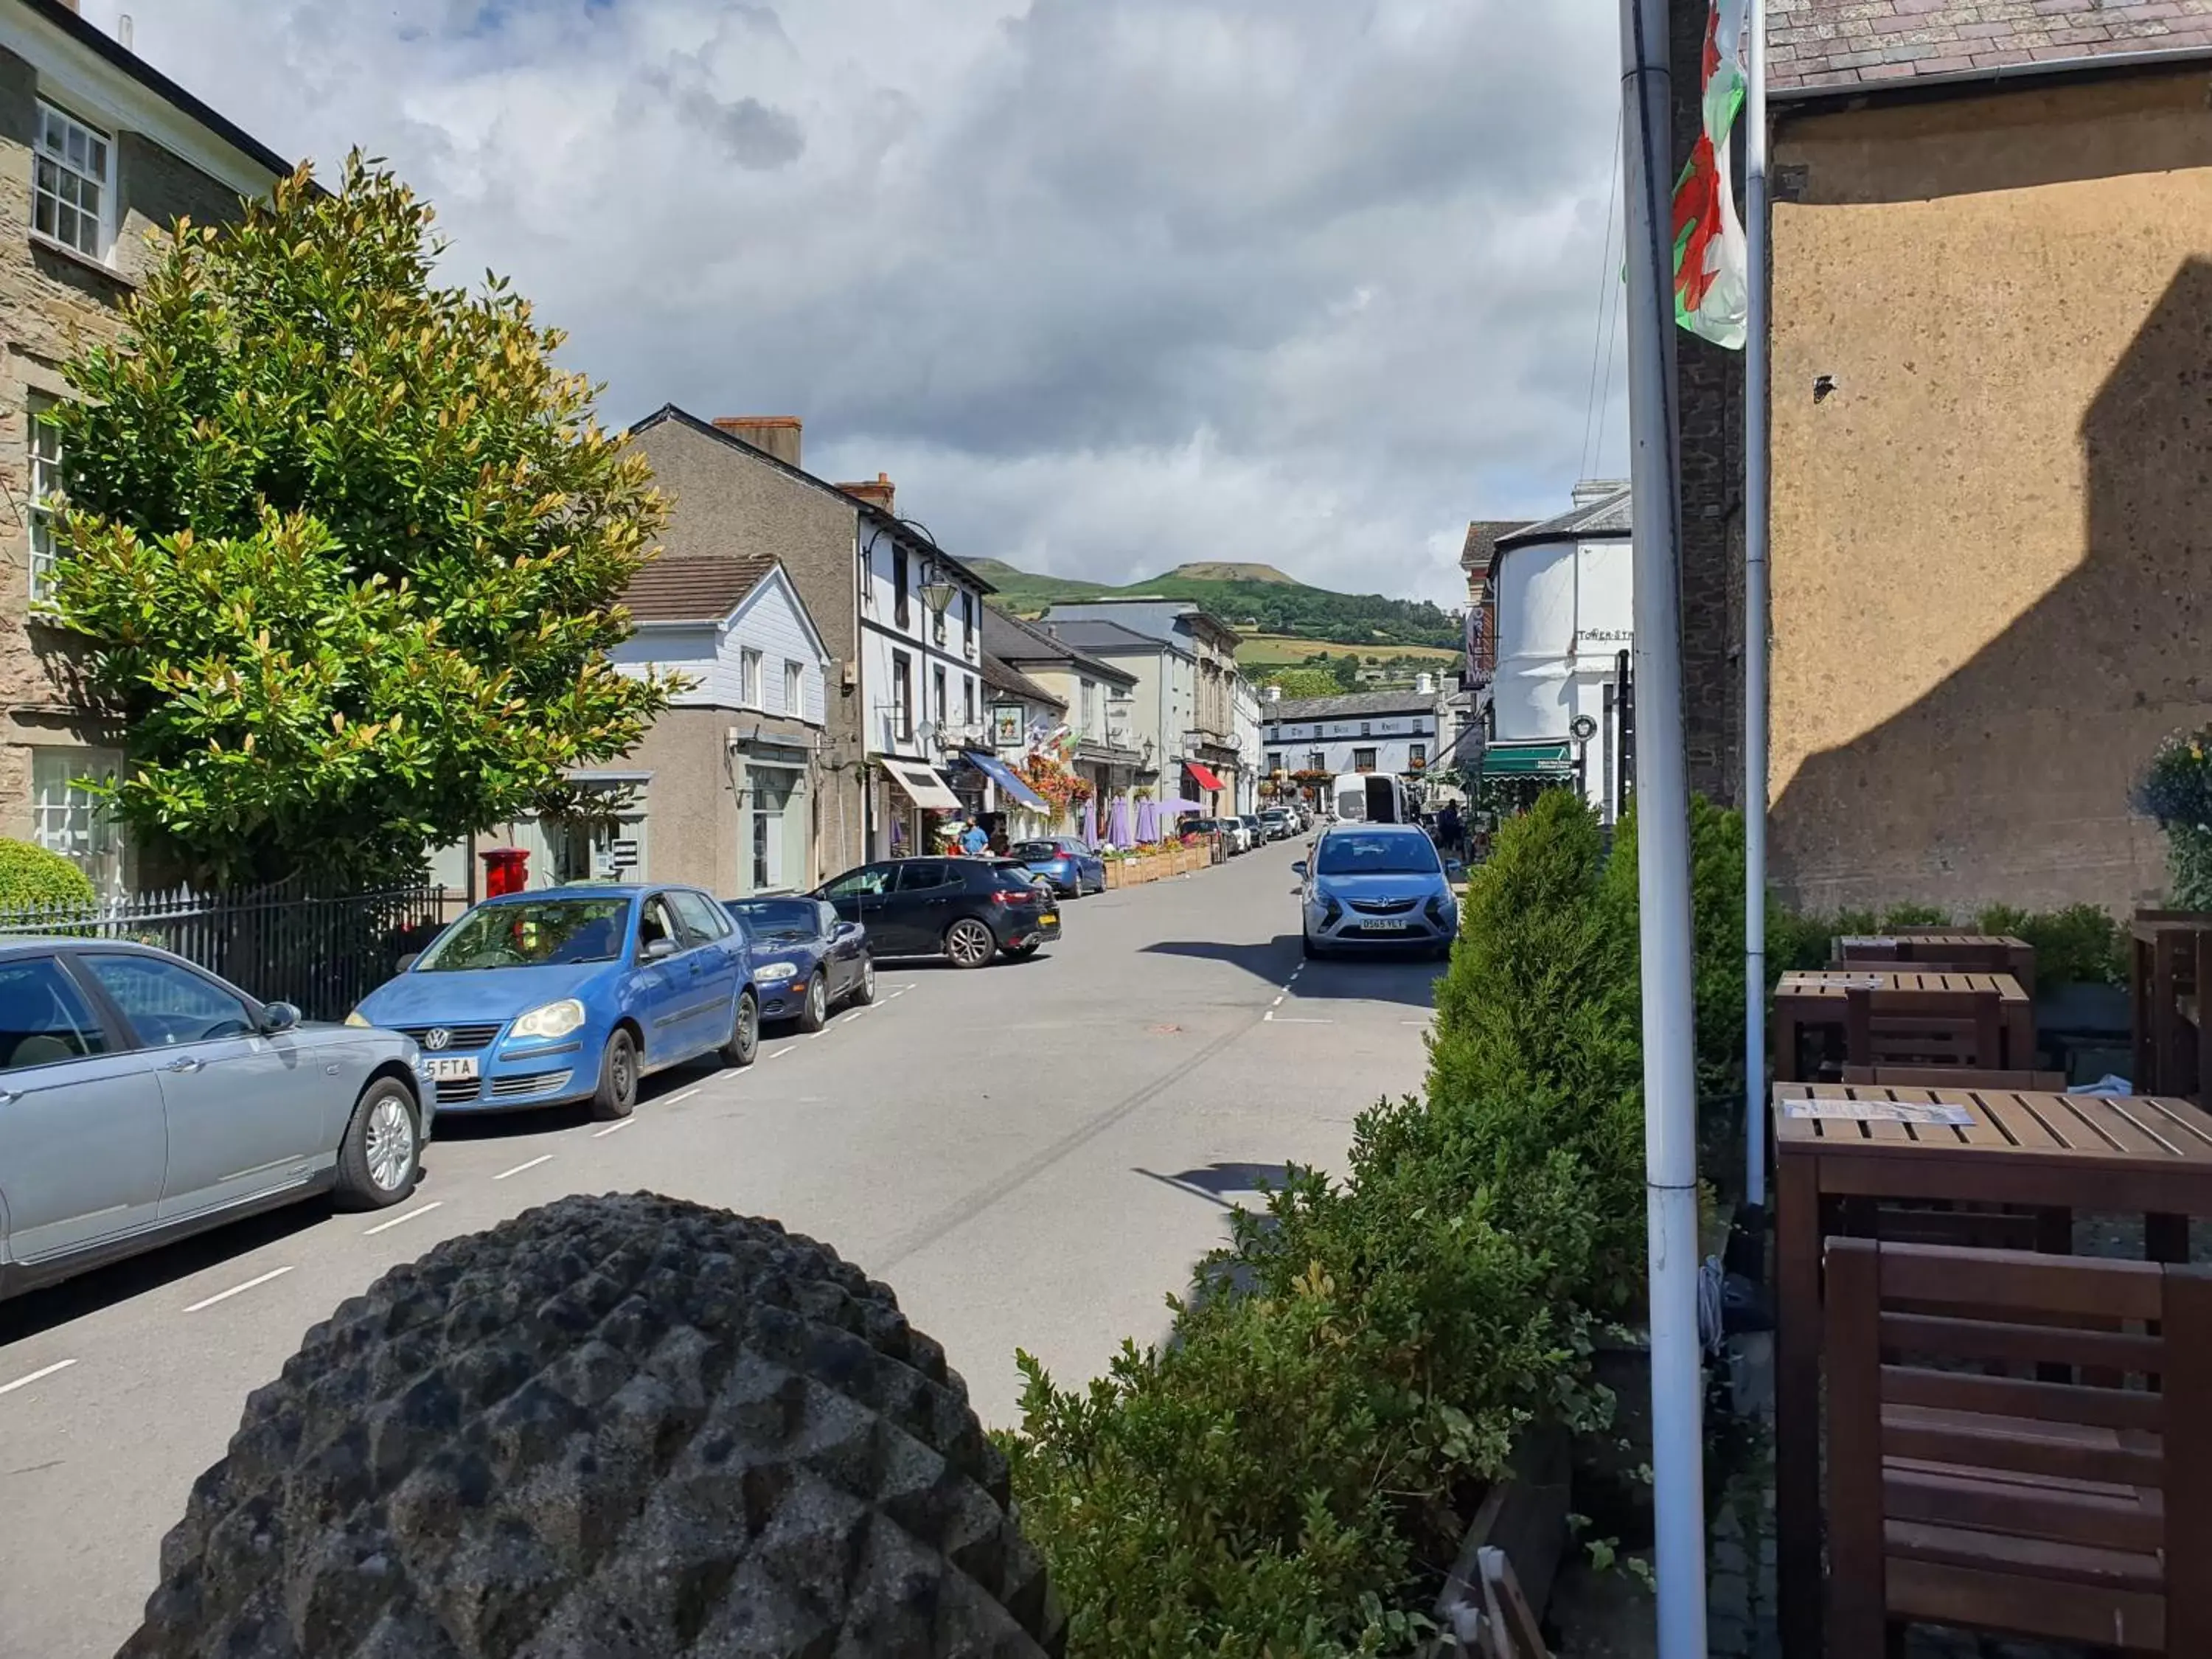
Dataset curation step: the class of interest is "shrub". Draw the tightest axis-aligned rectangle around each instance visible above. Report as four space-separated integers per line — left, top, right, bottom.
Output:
1975 902 2126 990
0 840 95 909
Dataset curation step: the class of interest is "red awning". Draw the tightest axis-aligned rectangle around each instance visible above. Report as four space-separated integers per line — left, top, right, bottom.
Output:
1186 761 1224 791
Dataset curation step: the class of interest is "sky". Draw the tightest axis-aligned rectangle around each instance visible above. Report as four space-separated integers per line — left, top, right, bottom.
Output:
82 0 1630 608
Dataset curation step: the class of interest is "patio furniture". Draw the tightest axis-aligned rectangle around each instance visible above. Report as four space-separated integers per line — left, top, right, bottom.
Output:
1773 1081 2212 1657
1844 987 2003 1071
1834 931 2037 994
1841 1065 2067 1091
2132 912 2212 1100
1823 1237 2212 1655
1772 970 2034 1082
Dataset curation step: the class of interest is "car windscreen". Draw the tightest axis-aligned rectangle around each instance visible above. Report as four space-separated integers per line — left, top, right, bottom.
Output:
726 900 818 942
1012 841 1064 860
1315 832 1441 877
416 897 631 970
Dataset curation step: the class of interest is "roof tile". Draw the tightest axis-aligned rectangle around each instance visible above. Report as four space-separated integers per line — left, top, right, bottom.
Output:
1770 0 2212 90
621 554 778 625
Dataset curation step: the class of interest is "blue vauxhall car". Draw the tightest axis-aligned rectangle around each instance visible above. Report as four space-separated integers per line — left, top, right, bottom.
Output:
1294 824 1459 961
350 884 759 1120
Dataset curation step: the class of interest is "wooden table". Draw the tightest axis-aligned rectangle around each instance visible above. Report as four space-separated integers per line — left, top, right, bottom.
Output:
1772 969 2033 1082
2132 913 2212 1099
1834 931 2035 991
1774 1081 2212 1658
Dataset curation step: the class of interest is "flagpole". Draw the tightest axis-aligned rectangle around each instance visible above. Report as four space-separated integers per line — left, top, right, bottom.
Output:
1615 0 1710 1651
1742 0 1772 1213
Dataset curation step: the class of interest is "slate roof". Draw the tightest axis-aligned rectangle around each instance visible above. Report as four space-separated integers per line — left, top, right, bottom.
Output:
979 652 1065 710
1263 689 1442 726
1461 520 1532 577
1035 618 1186 658
981 605 1138 688
1493 487 1633 555
622 554 778 624
1770 0 2212 94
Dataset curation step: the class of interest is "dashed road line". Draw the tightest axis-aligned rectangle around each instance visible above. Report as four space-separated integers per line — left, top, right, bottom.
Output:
666 1087 700 1105
493 1153 554 1181
0 1359 76 1397
364 1200 442 1236
184 1266 293 1312
1267 1016 1334 1025
1270 994 1286 1006
769 1048 794 1060
591 1118 636 1138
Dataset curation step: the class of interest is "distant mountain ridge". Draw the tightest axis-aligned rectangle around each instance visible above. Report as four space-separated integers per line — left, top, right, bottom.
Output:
967 558 1459 652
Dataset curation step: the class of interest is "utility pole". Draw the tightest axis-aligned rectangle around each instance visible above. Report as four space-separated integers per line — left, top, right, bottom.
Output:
1615 0 1711 1652
1742 0 1773 1214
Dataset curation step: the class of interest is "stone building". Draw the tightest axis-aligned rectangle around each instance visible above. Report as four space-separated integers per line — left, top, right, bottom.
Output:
0 0 293 891
1683 0 2212 913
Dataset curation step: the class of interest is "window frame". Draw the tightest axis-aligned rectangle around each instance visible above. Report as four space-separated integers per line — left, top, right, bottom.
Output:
932 664 947 729
0 952 111 1071
32 100 114 262
963 675 977 727
891 651 914 742
26 393 63 606
740 647 765 709
1352 747 1379 773
30 745 124 895
894 548 911 630
782 658 804 717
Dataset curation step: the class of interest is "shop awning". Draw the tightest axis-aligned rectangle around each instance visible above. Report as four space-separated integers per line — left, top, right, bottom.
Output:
963 751 1051 814
1481 741 1574 778
1186 761 1225 791
880 757 961 811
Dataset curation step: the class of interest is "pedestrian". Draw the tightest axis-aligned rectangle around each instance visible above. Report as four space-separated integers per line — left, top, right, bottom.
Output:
961 821 990 858
1439 801 1464 861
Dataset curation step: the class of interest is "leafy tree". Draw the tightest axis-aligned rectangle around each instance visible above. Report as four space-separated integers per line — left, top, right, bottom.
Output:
1329 653 1363 692
1253 667 1337 700
48 153 672 888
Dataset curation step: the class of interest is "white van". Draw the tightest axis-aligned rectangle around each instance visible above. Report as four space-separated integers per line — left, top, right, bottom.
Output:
1330 772 1414 826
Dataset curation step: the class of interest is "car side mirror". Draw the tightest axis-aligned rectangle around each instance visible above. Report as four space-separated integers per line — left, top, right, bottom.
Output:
835 919 863 939
1290 861 1307 878
259 1001 300 1035
641 936 678 961
395 953 420 974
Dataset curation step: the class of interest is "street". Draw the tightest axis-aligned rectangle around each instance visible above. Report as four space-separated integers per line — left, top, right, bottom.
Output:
0 837 1440 1659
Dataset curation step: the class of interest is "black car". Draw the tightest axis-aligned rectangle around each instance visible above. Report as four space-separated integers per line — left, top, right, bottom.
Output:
722 896 874 1030
816 858 1062 968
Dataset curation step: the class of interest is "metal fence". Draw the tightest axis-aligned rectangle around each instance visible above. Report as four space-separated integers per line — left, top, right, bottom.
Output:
0 882 455 1021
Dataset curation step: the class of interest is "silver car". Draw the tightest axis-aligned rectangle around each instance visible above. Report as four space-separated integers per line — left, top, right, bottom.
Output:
0 939 431 1299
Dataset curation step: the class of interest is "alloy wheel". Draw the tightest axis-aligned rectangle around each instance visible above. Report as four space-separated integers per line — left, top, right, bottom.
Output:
807 975 827 1026
946 919 994 968
365 1097 415 1192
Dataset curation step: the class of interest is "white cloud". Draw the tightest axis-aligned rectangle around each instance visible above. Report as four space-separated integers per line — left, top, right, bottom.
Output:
81 0 1629 606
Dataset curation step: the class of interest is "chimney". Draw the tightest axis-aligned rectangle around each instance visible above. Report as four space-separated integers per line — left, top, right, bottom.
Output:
1264 684 1281 703
1572 477 1628 507
838 472 896 515
1416 672 1435 696
712 416 802 468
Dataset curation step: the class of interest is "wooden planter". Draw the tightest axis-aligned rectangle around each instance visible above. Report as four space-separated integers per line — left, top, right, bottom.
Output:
1102 861 1124 890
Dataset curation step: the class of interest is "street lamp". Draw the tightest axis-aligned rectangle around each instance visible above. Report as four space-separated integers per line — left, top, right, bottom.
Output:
919 566 957 620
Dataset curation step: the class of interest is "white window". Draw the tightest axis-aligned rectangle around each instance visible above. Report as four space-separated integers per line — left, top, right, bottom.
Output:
33 102 111 260
741 648 764 708
30 747 124 896
783 658 804 717
26 395 63 605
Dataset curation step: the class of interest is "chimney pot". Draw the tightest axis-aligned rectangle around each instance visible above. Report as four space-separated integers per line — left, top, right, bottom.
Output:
837 473 897 515
1416 672 1435 696
712 416 802 468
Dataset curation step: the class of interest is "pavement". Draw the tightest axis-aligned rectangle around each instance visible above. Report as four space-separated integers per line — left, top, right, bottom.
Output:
0 835 1441 1659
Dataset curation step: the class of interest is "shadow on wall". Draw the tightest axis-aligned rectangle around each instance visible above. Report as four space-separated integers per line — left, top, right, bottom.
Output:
1771 252 2212 915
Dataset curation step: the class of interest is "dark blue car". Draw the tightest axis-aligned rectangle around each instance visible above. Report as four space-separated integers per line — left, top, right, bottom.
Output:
1011 836 1105 898
352 884 759 1121
723 896 875 1030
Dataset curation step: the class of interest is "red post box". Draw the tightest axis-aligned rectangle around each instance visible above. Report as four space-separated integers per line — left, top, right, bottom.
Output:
481 846 529 897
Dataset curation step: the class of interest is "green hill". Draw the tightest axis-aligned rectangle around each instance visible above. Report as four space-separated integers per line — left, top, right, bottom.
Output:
975 558 1461 653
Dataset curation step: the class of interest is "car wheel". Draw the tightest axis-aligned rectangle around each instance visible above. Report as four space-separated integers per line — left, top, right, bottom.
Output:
591 1027 639 1120
722 990 761 1068
945 917 996 969
796 970 829 1034
848 953 877 1005
334 1078 420 1210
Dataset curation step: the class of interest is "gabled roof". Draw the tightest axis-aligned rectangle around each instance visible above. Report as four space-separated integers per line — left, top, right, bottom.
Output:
1493 487 1632 559
979 652 1066 709
622 554 778 625
1262 689 1441 725
1038 618 1192 658
981 605 1138 688
1461 520 1532 578
1770 0 2212 96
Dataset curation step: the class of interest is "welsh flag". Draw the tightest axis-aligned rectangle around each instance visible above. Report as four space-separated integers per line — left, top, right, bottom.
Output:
1672 0 1748 349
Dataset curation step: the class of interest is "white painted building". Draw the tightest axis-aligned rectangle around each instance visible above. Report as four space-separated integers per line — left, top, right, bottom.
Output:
1485 481 1634 820
1231 675 1262 813
1260 683 1447 783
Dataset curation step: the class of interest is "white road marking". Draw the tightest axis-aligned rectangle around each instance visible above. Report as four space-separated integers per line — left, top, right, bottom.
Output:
493 1154 554 1181
1269 1017 1334 1025
667 1088 700 1105
591 1118 636 1138
1270 994 1285 1006
364 1200 442 1235
844 1008 870 1019
184 1266 294 1312
769 1048 794 1060
0 1358 77 1397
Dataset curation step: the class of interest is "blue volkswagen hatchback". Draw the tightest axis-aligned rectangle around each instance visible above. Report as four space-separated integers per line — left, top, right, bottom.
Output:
350 884 758 1120
1295 824 1458 960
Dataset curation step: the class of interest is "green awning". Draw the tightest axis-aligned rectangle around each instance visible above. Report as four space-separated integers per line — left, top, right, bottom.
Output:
1481 741 1573 777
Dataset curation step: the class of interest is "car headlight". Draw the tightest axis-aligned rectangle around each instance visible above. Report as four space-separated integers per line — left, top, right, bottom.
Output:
344 1009 370 1028
510 998 587 1040
755 961 800 981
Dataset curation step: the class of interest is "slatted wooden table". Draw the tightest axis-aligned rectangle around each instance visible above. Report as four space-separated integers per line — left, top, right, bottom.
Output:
1834 931 2036 990
2132 914 2212 1099
1772 969 2034 1082
1774 1081 2212 1658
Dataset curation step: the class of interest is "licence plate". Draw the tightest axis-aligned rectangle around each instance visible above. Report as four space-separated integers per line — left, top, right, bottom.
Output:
425 1056 479 1082
1039 913 1060 928
1360 919 1411 933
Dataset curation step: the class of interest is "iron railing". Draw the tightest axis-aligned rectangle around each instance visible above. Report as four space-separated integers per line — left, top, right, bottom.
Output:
0 881 455 1021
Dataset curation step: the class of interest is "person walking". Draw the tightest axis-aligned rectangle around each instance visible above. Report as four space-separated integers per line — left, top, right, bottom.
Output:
1438 801 1464 862
961 821 990 858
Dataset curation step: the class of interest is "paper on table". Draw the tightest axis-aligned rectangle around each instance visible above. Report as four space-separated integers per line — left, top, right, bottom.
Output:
1837 936 1899 949
1782 1098 1975 1126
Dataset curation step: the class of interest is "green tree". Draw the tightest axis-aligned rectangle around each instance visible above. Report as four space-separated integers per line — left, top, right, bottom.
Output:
1329 653 1363 692
1254 667 1337 700
48 154 672 888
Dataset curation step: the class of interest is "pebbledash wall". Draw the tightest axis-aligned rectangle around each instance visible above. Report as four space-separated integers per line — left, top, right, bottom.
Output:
1762 65 2212 914
0 9 288 891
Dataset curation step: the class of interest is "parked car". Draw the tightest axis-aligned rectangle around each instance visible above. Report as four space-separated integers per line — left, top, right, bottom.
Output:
1258 807 1294 841
1183 816 1233 852
352 884 759 1122
0 939 431 1300
1240 814 1267 848
1294 824 1459 960
723 896 874 1031
817 858 1061 968
1011 835 1106 897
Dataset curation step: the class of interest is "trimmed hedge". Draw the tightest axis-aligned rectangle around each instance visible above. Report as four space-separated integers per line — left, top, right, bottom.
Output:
0 838 94 909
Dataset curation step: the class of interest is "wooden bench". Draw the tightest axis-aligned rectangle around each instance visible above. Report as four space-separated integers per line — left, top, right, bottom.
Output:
1844 987 2004 1072
1823 1237 2212 1655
